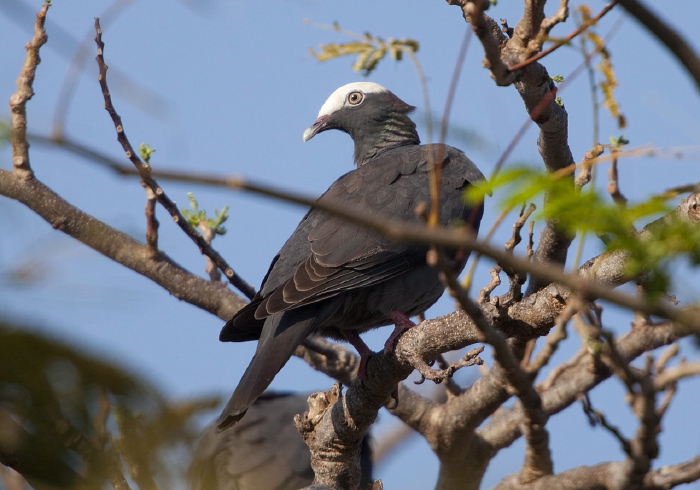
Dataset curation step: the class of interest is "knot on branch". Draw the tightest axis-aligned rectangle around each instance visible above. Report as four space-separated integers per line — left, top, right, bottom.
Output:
296 384 342 439
295 384 372 489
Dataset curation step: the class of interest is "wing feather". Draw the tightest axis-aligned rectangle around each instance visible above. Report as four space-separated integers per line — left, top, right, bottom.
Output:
223 143 486 336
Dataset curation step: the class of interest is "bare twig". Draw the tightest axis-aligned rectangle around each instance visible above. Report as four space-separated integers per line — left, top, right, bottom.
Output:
9 3 49 179
526 221 535 259
574 144 604 189
527 299 577 373
505 203 537 252
198 222 222 282
93 18 256 301
478 267 501 302
607 149 628 205
411 346 484 384
653 360 700 391
580 398 632 455
644 455 700 488
144 187 159 255
434 354 465 396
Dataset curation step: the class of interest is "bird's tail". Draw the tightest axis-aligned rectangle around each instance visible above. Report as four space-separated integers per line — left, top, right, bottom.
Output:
216 306 328 431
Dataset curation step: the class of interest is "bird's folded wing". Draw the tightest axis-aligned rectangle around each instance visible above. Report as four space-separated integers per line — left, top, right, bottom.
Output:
226 145 483 334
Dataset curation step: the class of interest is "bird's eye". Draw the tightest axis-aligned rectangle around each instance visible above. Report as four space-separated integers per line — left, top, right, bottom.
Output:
347 91 364 105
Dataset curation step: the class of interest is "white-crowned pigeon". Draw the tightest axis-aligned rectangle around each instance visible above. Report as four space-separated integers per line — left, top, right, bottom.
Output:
217 82 486 430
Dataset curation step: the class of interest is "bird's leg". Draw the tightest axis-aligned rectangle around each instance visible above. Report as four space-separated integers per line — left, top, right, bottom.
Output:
383 311 416 354
342 331 374 381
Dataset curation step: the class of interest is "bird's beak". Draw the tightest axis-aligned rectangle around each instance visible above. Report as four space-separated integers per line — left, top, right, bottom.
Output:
302 115 329 142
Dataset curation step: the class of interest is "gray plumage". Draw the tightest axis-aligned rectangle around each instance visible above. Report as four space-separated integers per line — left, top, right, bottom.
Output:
218 82 486 430
190 392 373 490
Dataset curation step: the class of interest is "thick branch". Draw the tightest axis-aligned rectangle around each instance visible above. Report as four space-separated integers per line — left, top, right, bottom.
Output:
0 169 245 320
448 0 578 292
446 1 515 85
644 455 700 489
494 455 700 490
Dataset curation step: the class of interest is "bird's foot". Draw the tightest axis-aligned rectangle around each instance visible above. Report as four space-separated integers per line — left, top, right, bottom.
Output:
342 331 375 381
383 311 416 354
356 351 373 382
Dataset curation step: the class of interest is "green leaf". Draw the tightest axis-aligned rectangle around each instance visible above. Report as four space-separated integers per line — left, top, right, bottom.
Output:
551 75 565 83
139 143 156 163
181 192 229 236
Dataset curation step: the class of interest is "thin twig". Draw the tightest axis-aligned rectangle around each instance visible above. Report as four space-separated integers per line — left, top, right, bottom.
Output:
9 3 50 179
574 144 604 189
527 299 578 373
93 19 256 301
440 28 473 145
145 187 159 255
505 203 537 252
581 399 632 455
653 361 700 391
607 149 628 205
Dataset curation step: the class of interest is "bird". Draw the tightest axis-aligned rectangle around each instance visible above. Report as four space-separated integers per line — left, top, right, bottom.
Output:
190 391 373 490
217 81 486 430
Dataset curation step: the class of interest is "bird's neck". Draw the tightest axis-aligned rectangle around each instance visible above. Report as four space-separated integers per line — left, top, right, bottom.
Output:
353 112 420 166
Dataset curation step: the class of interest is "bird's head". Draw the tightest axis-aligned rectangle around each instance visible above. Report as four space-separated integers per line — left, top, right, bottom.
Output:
303 82 420 166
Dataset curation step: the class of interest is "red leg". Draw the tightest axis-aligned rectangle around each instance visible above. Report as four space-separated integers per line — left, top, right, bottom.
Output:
384 311 416 353
342 331 374 381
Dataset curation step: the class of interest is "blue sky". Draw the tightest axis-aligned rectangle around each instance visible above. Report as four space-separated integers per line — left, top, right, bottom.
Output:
1 0 700 488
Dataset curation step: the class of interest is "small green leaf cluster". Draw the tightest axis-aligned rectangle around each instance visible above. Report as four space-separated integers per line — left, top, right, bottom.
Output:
467 166 700 297
181 192 229 236
551 75 565 83
139 142 156 163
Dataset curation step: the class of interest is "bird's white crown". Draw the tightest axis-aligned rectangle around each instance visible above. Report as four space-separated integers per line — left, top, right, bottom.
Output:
316 82 389 117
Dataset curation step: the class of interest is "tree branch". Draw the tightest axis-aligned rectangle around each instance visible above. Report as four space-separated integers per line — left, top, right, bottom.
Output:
9 3 49 180
479 321 679 450
93 18 256 301
0 169 246 321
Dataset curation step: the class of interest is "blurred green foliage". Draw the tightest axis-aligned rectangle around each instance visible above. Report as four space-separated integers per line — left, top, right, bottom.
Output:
0 321 219 489
466 166 700 298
